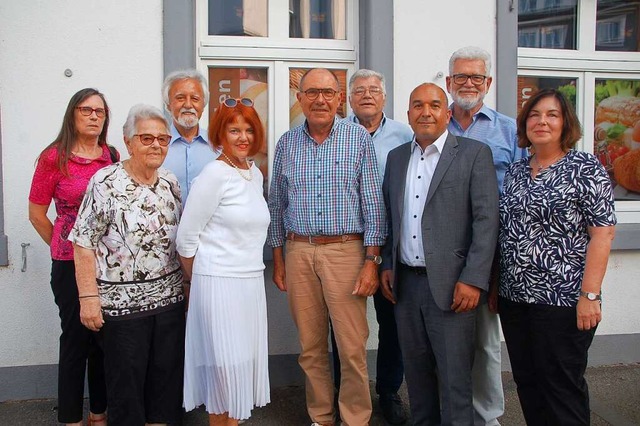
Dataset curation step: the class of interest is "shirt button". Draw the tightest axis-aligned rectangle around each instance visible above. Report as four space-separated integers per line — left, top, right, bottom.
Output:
318 212 322 216
415 195 419 198
415 256 419 259
413 215 417 218
413 235 416 239
421 157 424 161
418 176 421 179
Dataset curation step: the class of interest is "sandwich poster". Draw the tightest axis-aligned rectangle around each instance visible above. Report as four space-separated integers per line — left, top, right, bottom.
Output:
594 79 640 200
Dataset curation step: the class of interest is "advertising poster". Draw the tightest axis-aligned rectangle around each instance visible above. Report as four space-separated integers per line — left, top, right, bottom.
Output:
594 79 640 200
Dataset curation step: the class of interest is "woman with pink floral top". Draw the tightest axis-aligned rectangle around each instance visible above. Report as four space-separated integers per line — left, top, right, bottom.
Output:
28 88 117 426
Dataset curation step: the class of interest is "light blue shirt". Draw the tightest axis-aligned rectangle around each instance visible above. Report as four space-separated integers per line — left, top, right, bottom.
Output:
448 104 527 193
346 113 414 180
162 123 219 204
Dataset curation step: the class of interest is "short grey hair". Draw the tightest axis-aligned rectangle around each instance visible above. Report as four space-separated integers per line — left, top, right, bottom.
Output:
123 104 170 139
449 46 492 76
162 69 209 108
348 69 386 95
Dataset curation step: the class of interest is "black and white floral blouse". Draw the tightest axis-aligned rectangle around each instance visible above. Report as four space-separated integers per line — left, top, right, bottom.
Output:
70 163 184 320
498 150 616 307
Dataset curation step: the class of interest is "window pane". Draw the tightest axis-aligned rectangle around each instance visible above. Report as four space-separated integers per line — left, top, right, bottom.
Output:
594 78 640 200
209 0 267 37
289 68 347 128
596 1 640 52
289 0 346 40
517 76 578 114
518 0 577 49
208 67 269 195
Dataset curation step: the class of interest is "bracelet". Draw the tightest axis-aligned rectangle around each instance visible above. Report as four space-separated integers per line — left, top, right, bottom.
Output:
79 294 99 299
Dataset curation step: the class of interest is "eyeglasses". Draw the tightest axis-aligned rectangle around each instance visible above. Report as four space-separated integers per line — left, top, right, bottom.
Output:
451 74 488 85
351 87 384 97
76 107 106 118
222 98 254 108
134 134 171 146
300 88 338 101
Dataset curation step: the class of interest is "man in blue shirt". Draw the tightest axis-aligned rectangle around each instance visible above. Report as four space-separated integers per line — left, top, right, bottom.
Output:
446 46 527 426
268 68 386 426
345 69 413 425
162 69 218 204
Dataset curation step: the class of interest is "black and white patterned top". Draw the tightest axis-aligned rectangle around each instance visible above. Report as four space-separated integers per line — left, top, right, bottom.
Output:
498 150 616 307
70 163 184 320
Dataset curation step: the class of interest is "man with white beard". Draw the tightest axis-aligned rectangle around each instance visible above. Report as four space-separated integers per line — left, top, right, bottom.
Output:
162 69 218 204
446 46 527 426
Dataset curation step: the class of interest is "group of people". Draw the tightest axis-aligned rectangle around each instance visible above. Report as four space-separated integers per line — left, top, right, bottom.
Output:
28 45 615 426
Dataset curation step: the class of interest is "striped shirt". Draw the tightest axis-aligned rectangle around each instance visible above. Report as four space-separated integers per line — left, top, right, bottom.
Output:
448 104 527 193
267 118 387 248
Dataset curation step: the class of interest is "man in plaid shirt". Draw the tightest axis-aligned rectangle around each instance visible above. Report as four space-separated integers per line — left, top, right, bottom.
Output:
268 68 386 426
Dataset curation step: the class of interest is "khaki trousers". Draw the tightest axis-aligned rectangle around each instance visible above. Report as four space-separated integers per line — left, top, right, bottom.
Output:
285 239 371 426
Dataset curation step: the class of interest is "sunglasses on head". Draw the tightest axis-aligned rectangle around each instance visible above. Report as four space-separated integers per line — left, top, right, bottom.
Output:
222 98 254 108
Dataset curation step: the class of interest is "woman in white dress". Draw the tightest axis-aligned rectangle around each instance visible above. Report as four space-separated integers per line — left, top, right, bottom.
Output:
177 98 270 426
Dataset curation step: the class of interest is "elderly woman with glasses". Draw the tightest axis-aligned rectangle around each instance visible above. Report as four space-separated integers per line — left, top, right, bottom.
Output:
177 97 270 426
69 104 186 426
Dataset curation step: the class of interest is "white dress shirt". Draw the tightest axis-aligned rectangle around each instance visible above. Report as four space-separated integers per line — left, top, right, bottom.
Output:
399 130 448 266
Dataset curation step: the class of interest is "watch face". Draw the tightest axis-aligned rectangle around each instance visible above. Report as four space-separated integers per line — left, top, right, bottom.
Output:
587 293 597 301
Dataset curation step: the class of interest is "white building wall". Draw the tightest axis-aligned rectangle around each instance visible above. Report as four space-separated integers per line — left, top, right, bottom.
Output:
0 1 164 368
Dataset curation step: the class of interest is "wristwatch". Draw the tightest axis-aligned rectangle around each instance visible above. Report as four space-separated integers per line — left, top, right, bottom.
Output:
365 255 383 265
580 291 602 301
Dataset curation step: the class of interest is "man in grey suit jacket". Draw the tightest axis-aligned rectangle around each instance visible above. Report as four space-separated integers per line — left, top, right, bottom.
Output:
380 83 499 425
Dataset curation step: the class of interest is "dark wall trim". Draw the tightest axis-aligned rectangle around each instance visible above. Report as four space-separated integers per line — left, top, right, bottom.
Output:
0 107 9 266
358 1 396 118
496 0 518 119
163 0 197 76
3 334 639 401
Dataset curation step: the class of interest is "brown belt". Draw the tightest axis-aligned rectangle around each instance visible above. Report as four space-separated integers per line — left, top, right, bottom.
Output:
286 232 363 245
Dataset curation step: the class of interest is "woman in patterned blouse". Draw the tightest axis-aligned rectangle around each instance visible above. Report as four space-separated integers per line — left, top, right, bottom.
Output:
28 88 116 426
498 89 616 425
70 105 186 426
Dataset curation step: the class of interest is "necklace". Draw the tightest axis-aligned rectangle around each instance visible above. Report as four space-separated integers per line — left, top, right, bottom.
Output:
532 152 566 173
124 160 157 185
221 151 252 181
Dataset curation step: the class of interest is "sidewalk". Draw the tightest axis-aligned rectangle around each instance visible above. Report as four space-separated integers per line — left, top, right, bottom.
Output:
1 364 638 425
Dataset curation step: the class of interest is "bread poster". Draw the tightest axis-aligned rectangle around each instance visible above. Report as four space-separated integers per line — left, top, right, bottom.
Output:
594 79 640 199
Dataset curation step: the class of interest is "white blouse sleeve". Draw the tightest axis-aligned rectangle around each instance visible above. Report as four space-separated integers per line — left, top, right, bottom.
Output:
176 162 229 258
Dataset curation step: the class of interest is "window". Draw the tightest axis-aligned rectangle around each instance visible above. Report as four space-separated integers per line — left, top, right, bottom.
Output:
197 0 358 190
518 0 640 220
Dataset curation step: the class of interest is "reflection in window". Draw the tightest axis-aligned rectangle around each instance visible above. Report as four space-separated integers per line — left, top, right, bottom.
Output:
208 67 270 195
289 68 347 128
593 78 640 201
518 0 577 49
596 1 640 52
289 0 346 40
209 0 268 37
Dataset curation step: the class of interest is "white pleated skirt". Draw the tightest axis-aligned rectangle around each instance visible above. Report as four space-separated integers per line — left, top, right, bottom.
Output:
183 274 270 420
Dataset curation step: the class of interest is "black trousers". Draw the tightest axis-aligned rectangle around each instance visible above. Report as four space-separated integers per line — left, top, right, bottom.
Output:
102 307 185 426
50 260 107 423
499 297 596 426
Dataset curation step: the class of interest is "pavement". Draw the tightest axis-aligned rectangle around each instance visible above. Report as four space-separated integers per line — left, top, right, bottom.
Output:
1 364 638 425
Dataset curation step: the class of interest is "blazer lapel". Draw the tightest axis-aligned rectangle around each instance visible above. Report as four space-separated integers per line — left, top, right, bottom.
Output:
426 133 459 205
395 143 412 219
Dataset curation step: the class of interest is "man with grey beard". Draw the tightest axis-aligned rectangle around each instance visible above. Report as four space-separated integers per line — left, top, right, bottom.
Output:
162 69 218 204
446 46 527 426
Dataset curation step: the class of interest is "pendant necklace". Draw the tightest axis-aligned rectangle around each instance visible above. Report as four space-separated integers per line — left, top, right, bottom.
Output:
532 151 565 173
221 151 252 181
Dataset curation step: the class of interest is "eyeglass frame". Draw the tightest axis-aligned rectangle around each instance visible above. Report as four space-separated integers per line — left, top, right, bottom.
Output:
76 106 107 118
351 86 384 97
133 133 172 146
221 97 254 108
299 88 339 101
450 74 489 85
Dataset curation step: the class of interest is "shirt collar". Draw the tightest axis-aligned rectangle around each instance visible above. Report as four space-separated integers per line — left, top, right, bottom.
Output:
170 122 207 145
303 116 340 141
449 103 493 124
349 112 387 136
411 129 449 154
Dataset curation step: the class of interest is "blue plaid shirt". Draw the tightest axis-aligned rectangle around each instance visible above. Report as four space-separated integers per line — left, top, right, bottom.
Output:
267 118 387 248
